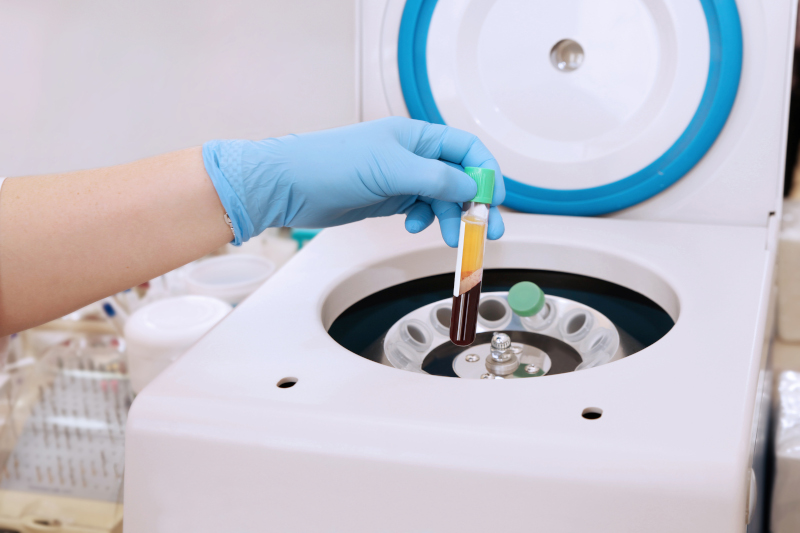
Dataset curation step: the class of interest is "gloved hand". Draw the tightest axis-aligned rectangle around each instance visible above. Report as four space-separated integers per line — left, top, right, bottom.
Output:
202 117 505 247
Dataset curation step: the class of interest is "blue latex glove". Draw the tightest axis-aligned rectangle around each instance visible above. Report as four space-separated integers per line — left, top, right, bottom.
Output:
202 117 505 247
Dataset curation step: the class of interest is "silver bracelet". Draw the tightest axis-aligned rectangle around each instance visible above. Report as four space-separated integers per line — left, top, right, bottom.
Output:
223 213 236 240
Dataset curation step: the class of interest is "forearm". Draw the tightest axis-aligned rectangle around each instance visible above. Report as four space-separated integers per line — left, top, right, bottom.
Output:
0 147 232 335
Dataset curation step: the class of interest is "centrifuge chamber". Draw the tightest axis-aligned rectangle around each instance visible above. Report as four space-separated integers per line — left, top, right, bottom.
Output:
124 0 793 531
124 212 774 532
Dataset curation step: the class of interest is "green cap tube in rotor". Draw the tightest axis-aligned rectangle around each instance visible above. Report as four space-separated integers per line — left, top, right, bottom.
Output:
508 281 545 317
464 167 495 204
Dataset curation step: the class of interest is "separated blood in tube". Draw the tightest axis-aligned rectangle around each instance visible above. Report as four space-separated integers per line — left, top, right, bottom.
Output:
450 167 495 346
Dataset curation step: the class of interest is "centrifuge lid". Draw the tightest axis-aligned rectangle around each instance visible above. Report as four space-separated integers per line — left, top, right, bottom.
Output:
363 0 791 225
399 0 741 215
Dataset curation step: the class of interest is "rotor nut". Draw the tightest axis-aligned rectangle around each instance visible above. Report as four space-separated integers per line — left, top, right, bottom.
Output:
485 351 519 377
491 332 511 351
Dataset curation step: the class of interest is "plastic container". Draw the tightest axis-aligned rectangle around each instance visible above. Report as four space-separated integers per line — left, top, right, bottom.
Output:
185 254 275 305
124 296 232 393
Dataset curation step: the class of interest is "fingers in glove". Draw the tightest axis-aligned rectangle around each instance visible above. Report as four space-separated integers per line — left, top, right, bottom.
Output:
404 201 435 234
431 199 463 248
390 154 477 203
408 198 502 245
414 123 506 206
487 206 505 240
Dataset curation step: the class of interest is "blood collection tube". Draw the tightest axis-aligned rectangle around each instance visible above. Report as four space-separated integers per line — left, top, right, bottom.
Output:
450 167 495 346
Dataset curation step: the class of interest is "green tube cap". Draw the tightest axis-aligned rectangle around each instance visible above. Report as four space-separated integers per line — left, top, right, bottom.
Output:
508 282 545 317
464 167 495 204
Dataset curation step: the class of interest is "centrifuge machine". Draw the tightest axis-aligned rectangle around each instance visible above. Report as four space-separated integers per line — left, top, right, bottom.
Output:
125 0 795 531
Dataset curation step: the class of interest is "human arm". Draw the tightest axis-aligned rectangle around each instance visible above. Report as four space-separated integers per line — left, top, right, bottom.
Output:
0 147 232 335
0 117 504 336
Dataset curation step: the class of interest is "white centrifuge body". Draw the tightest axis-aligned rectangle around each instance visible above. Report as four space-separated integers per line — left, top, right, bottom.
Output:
124 0 796 531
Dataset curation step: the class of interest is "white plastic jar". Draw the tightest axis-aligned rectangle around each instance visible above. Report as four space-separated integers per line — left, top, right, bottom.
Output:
185 254 275 306
124 296 232 393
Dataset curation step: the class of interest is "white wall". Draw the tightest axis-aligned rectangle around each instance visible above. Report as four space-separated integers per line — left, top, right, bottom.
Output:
0 0 357 176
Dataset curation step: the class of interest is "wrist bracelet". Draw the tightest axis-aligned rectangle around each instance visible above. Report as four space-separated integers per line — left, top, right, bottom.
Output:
223 213 236 240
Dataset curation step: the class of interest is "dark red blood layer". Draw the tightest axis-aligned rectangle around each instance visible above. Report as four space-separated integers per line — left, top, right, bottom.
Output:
450 281 482 346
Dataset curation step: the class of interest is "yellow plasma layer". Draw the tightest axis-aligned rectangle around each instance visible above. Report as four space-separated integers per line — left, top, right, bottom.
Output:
458 216 487 293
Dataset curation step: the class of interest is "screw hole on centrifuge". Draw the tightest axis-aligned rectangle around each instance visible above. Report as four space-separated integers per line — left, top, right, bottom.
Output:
550 39 584 72
582 407 603 420
277 377 298 389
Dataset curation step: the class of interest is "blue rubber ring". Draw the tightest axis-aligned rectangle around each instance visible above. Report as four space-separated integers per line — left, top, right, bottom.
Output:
398 0 743 215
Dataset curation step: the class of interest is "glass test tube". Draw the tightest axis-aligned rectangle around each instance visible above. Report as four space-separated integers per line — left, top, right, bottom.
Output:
450 167 495 346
